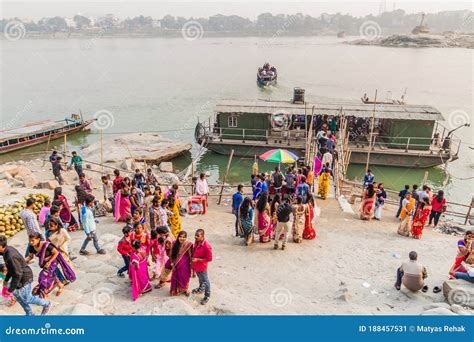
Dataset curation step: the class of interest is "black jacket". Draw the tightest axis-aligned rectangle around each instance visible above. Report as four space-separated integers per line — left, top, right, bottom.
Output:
2 246 33 292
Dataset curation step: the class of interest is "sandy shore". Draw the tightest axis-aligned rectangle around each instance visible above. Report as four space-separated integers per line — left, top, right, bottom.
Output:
0 155 469 316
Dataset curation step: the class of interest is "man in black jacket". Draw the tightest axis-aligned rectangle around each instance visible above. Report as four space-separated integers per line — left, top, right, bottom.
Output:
0 235 51 315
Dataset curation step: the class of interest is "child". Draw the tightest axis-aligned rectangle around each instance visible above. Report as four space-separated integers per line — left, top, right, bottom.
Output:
132 208 146 227
150 227 169 280
130 240 152 301
133 169 145 191
0 264 16 306
38 199 51 226
79 196 106 256
117 226 133 278
125 215 134 231
130 187 139 216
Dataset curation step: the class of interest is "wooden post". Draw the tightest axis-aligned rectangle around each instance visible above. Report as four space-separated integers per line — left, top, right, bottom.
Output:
191 159 195 195
365 89 378 173
63 134 68 164
100 129 104 174
218 149 234 205
422 171 429 185
42 131 53 167
464 197 474 225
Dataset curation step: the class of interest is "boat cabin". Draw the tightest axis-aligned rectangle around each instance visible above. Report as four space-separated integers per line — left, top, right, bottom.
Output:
195 91 459 168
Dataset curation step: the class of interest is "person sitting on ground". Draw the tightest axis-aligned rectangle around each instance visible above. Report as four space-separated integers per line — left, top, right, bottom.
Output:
395 251 428 292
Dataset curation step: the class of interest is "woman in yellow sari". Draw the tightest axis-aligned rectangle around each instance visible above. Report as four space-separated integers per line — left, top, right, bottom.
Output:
397 192 415 236
317 168 330 200
166 188 182 238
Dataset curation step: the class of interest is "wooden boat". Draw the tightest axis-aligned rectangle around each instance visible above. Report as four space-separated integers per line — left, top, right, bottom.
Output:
257 64 277 87
195 89 461 168
0 114 92 154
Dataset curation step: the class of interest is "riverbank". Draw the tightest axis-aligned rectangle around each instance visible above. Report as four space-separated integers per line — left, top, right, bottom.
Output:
0 155 472 315
347 33 474 48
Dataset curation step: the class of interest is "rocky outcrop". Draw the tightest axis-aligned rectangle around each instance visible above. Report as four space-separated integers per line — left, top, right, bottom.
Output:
82 133 191 165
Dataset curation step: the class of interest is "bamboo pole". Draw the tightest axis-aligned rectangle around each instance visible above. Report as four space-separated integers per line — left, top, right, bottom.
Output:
218 149 234 205
464 197 474 225
365 90 378 173
41 131 53 167
63 134 68 163
100 129 104 174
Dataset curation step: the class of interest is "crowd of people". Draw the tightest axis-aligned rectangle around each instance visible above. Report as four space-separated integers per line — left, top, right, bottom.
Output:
0 151 214 315
232 164 319 249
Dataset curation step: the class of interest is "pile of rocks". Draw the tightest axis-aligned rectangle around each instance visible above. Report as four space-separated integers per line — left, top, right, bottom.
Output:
348 33 474 49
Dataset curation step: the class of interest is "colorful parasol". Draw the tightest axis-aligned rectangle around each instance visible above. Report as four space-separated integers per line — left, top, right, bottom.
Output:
259 149 299 164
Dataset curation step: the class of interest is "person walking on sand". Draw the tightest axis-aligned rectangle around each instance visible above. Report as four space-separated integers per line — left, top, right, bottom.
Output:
429 190 447 228
79 196 106 256
274 198 293 250
52 156 65 185
231 184 244 237
192 229 213 305
0 236 52 316
394 251 428 292
69 151 83 177
129 240 152 301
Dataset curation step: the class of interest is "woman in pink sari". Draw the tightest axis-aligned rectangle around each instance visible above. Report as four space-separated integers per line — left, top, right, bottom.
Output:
256 192 273 243
129 240 152 301
115 183 131 222
360 183 376 220
169 231 193 296
150 227 169 280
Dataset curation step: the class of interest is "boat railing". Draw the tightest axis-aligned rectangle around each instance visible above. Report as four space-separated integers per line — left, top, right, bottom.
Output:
350 135 457 154
203 125 307 146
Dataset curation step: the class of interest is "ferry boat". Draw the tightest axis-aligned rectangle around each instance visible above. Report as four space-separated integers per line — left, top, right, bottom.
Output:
194 89 461 168
0 114 92 154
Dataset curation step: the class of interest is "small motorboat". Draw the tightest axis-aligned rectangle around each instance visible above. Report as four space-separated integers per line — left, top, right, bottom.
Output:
257 63 277 87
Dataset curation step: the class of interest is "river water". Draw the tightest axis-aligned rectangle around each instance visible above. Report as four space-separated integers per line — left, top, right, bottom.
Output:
1 36 472 203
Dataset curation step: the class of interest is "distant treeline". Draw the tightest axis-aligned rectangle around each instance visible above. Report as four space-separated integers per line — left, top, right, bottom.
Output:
1 10 473 37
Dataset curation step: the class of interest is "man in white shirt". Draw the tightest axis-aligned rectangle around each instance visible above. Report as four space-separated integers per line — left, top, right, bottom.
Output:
321 151 333 168
195 173 209 197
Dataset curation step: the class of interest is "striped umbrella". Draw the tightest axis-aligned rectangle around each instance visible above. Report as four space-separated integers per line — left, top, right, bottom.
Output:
259 149 299 164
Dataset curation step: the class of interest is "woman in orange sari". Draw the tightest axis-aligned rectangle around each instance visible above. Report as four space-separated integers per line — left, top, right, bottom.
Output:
303 194 317 239
360 183 376 220
397 192 415 237
411 197 431 239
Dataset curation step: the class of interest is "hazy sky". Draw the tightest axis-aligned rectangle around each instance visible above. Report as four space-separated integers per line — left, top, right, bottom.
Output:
1 0 472 20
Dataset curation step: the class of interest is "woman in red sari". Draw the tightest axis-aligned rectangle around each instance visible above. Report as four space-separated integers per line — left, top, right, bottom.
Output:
303 194 317 239
169 231 193 296
53 187 78 231
411 197 431 239
449 231 473 278
360 184 376 220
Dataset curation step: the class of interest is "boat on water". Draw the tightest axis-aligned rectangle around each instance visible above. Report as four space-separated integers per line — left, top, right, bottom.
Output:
195 88 462 168
257 63 277 87
0 114 92 154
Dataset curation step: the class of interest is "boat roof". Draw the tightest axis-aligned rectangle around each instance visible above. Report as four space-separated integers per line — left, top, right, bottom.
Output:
0 119 74 141
215 99 444 121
